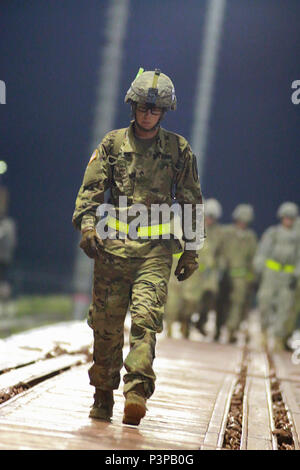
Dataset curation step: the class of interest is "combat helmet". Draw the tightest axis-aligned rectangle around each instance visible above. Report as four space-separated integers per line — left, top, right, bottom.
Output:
205 198 222 219
277 202 299 219
125 68 177 111
232 204 254 224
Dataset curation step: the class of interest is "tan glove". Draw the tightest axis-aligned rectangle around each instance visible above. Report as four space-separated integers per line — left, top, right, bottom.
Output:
175 251 198 281
79 229 103 259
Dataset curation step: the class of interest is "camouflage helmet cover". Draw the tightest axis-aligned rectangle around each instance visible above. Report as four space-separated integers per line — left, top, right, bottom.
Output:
125 69 177 110
232 204 254 223
277 201 299 219
205 198 223 219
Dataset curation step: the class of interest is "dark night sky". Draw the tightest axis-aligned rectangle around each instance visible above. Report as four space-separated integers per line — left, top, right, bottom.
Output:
0 0 299 291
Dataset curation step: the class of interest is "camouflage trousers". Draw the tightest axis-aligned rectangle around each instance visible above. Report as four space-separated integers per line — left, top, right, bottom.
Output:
225 277 252 334
87 249 172 399
258 270 296 339
181 268 219 318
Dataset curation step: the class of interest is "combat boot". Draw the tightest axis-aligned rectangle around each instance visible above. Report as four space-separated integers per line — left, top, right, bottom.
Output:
123 384 147 426
89 388 114 421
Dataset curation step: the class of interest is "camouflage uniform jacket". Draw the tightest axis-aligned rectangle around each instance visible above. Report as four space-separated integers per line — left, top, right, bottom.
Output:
222 224 257 279
72 122 203 259
253 224 300 278
198 222 224 271
295 217 300 237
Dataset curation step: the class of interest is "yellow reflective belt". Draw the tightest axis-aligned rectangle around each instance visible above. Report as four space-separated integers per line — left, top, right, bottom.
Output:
138 222 171 237
283 265 295 273
106 216 171 238
230 267 248 277
107 216 129 234
265 259 281 271
173 252 182 259
265 259 295 273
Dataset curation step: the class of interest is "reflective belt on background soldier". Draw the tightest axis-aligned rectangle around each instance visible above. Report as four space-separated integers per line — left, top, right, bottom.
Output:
230 267 254 281
106 215 171 238
265 259 295 274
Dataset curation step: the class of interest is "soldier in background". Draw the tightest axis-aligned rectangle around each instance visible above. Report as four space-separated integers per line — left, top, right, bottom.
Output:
254 202 300 351
164 252 185 338
288 216 300 347
164 204 185 338
220 204 257 343
179 198 224 339
0 186 17 302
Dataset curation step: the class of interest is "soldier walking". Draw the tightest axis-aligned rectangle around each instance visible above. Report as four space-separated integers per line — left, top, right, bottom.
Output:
254 202 300 351
179 199 224 339
220 204 257 343
164 251 185 338
72 69 204 425
288 216 300 346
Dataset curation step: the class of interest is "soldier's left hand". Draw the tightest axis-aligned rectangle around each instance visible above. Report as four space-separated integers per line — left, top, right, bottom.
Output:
175 251 198 281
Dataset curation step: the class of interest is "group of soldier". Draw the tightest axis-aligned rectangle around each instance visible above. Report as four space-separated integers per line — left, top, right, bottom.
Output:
165 199 300 352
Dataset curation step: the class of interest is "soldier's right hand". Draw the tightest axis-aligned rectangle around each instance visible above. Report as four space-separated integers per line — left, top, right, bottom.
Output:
175 250 198 281
79 229 103 259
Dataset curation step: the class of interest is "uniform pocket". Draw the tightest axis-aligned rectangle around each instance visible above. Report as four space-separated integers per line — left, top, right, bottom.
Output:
113 156 134 196
154 280 168 307
154 281 168 333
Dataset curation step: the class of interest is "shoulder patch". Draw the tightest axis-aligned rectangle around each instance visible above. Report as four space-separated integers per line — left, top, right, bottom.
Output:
88 149 99 166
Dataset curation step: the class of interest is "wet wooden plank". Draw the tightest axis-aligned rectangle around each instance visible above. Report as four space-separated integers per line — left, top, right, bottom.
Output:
273 351 300 384
0 339 242 450
0 365 207 450
200 346 244 450
0 354 86 396
242 351 275 450
0 321 93 371
244 377 274 449
201 374 238 450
